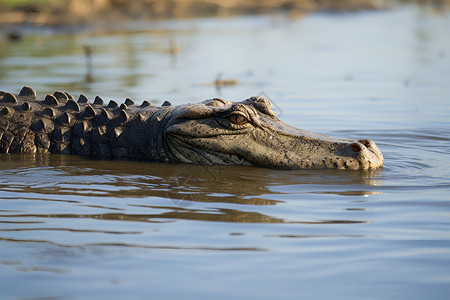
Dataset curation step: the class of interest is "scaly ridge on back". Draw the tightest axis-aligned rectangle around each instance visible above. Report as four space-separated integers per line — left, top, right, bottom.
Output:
0 86 163 158
0 86 384 170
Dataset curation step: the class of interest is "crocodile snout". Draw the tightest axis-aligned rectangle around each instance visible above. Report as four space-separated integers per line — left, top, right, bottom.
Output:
348 139 383 170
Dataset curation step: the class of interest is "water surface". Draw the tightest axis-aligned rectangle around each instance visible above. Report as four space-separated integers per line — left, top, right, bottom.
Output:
1 5 450 300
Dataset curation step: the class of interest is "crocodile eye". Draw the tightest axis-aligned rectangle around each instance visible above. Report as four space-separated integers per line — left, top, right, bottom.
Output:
229 113 248 125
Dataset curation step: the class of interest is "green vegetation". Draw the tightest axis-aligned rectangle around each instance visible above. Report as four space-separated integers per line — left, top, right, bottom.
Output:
0 0 60 7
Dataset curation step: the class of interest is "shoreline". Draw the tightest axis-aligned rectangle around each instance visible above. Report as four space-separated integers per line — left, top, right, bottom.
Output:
0 0 449 32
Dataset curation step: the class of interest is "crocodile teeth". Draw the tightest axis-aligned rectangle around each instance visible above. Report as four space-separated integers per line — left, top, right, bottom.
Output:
93 96 104 105
77 94 89 104
19 86 36 99
124 98 135 106
1 92 17 104
43 94 59 106
53 91 68 102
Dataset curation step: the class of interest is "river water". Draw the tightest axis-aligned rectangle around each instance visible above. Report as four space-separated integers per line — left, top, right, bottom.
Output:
1 4 450 300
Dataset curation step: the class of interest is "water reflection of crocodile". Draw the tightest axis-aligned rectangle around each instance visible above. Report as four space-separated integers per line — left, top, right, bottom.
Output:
0 86 383 170
0 154 382 203
0 154 380 225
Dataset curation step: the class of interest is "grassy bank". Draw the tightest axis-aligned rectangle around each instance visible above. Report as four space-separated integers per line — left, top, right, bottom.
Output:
1 0 449 27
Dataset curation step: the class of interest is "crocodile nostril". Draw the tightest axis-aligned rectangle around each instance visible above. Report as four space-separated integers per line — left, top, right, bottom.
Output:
352 144 361 152
359 139 371 147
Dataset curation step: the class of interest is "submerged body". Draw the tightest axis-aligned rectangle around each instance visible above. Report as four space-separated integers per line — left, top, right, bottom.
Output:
0 86 383 170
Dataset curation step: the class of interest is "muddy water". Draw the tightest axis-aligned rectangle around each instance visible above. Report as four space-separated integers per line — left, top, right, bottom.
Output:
1 5 450 300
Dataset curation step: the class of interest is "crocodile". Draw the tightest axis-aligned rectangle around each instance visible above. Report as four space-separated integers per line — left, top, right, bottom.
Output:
0 86 383 170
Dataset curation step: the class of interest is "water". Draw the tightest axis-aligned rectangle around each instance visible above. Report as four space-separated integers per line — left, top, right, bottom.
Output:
1 5 450 300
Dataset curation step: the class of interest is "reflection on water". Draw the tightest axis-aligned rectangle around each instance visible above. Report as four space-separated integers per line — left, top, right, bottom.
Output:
0 153 385 266
0 154 381 226
1 4 450 300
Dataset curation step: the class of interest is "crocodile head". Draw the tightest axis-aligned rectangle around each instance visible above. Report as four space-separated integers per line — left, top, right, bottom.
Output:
164 97 383 170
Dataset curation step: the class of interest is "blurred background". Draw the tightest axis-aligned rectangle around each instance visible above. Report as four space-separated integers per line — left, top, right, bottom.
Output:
0 0 430 25
1 0 449 110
